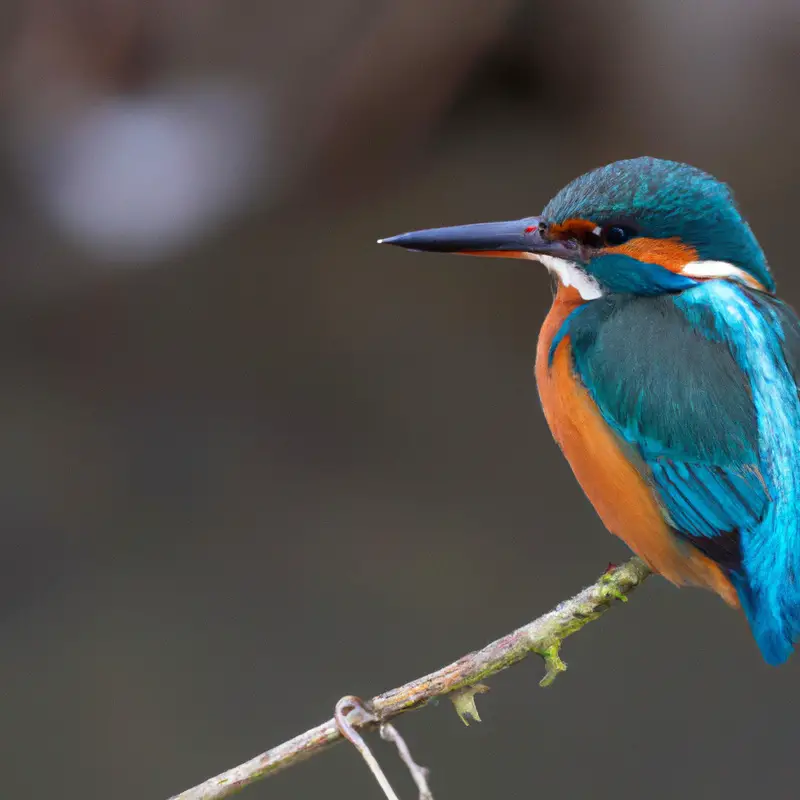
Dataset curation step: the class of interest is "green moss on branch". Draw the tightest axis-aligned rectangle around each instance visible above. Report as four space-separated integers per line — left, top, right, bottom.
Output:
168 557 652 800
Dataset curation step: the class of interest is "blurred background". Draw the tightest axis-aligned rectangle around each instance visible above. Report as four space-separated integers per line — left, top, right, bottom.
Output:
1 1 799 798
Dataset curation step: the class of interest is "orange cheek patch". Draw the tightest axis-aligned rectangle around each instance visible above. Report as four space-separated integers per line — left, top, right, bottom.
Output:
548 218 597 241
607 237 697 273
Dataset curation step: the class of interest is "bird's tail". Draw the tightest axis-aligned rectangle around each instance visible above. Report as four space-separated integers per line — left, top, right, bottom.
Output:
732 562 800 666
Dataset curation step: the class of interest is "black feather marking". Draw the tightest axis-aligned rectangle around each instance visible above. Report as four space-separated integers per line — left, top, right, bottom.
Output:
681 529 743 573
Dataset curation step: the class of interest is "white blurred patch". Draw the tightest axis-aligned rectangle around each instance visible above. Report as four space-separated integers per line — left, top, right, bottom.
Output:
533 254 604 300
16 80 268 265
681 260 765 289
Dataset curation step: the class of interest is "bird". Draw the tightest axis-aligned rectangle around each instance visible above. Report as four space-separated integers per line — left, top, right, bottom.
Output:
379 157 800 665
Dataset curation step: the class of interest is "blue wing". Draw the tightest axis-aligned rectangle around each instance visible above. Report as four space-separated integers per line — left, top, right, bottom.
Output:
564 283 800 663
565 289 769 549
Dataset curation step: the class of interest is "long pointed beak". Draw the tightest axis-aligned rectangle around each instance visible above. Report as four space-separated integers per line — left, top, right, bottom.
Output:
378 216 578 260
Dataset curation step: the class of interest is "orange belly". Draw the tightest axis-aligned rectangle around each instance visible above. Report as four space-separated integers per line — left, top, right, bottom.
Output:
535 287 737 606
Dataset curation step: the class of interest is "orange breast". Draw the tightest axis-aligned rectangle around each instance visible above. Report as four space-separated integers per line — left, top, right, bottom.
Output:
535 286 738 606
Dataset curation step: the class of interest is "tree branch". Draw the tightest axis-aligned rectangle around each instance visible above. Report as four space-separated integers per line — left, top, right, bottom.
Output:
168 557 651 800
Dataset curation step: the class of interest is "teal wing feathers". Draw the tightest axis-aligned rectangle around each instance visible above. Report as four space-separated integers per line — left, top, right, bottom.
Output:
563 284 800 663
565 291 768 554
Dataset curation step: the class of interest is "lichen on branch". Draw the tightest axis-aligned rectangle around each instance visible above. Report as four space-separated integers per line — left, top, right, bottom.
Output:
168 557 651 800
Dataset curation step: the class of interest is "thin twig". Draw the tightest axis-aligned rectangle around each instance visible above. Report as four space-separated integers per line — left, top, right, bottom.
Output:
380 723 433 800
167 557 651 800
335 697 401 800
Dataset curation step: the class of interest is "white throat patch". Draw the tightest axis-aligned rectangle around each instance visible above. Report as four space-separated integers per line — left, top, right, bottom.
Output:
529 254 604 300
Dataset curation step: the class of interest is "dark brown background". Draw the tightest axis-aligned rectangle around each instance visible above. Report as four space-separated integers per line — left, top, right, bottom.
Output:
1 2 799 798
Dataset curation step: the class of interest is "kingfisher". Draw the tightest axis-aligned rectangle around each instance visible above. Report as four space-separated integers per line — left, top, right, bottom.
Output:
380 157 800 665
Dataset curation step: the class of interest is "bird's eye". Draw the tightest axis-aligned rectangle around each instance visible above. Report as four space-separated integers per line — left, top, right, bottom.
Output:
602 226 635 246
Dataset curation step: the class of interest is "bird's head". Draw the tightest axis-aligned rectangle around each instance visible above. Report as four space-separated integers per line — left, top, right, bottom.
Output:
380 157 773 298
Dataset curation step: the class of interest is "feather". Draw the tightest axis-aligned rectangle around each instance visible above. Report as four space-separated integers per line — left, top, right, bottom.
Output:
564 284 800 663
